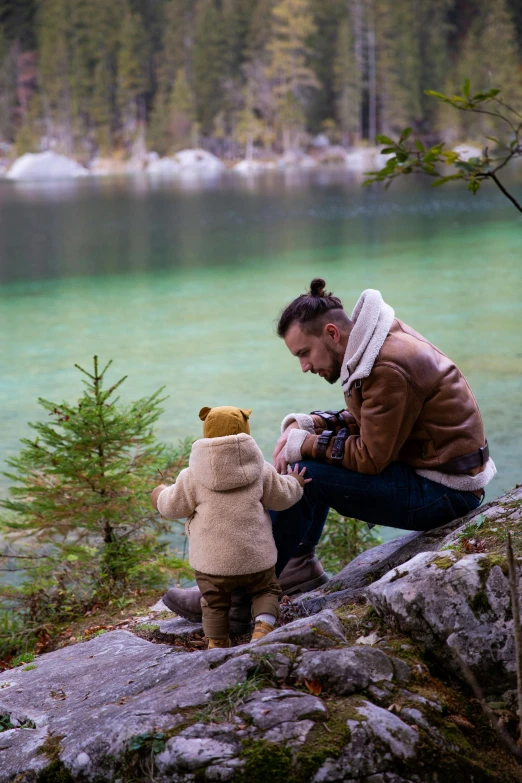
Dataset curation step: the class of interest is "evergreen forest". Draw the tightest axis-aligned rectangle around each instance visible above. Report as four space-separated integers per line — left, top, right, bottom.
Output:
1 0 522 161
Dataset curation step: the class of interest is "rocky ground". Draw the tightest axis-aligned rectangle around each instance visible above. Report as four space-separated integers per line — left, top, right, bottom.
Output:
2 486 522 782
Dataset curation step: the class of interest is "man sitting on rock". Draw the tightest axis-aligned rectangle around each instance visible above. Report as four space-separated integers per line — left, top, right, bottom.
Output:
163 278 496 632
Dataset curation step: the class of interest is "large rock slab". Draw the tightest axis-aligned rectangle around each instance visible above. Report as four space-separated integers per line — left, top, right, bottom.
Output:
0 630 251 781
298 490 520 615
368 550 520 691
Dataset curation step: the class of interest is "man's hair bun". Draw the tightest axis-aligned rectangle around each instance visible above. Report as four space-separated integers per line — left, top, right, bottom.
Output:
277 277 344 337
309 278 329 297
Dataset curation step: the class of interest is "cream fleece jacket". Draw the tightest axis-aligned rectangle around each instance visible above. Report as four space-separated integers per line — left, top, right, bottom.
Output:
157 433 303 576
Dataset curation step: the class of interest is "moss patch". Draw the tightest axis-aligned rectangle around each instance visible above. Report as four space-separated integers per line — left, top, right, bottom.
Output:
36 733 74 783
468 589 491 616
431 554 456 570
448 497 522 559
237 741 294 783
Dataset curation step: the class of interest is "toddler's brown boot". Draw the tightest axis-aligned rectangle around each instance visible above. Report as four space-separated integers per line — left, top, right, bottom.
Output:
207 636 231 649
251 621 275 641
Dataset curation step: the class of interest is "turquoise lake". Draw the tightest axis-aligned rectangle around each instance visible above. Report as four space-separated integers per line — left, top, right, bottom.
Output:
1 170 521 542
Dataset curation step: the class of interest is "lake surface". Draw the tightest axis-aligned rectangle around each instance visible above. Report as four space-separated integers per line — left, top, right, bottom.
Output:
1 169 521 543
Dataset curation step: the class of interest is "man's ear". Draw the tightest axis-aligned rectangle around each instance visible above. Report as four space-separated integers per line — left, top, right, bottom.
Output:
240 408 252 420
325 323 341 343
199 407 212 421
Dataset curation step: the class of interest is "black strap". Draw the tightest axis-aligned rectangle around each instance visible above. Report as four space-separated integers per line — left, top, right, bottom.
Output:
331 428 348 463
316 430 334 462
310 409 344 427
437 441 489 475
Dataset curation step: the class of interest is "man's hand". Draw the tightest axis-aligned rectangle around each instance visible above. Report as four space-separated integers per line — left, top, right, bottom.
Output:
272 421 299 473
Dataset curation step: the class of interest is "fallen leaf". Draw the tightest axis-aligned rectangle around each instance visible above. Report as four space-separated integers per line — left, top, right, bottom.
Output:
448 714 474 731
356 632 382 646
304 679 323 696
260 708 271 715
387 703 402 713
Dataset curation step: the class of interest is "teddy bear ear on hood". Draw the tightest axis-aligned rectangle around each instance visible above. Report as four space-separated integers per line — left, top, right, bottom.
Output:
199 407 212 422
240 408 252 420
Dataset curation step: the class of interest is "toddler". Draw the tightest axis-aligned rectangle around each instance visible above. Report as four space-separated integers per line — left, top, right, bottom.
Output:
151 405 309 648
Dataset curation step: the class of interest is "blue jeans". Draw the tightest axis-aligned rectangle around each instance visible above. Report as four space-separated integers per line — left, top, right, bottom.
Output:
270 460 482 576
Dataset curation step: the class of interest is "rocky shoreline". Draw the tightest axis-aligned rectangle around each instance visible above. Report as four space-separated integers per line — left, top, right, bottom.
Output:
0 146 396 182
2 485 522 782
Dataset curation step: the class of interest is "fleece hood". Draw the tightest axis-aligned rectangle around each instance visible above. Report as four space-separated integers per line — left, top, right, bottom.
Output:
189 433 265 491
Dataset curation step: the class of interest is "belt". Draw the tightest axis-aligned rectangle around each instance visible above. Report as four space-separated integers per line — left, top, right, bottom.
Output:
437 441 489 475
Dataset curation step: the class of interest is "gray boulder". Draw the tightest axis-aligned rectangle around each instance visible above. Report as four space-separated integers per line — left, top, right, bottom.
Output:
368 550 519 690
298 487 522 615
312 700 419 782
294 646 403 695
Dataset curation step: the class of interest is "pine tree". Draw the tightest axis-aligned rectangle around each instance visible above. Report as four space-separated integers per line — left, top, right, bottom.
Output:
333 16 361 145
37 0 72 152
307 0 347 133
222 0 256 76
0 357 191 648
0 26 18 142
147 0 196 155
169 67 195 151
192 0 228 135
455 0 522 140
375 0 452 137
234 81 266 159
117 4 148 150
266 0 320 150
0 0 36 50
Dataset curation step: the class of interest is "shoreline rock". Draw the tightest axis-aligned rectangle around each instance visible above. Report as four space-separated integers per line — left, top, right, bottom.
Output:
2 486 522 781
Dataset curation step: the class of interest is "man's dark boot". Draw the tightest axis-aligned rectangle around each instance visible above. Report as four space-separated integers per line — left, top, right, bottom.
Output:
279 546 329 596
162 585 253 634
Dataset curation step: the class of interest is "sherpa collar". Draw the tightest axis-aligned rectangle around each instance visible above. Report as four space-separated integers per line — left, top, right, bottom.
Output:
340 289 395 393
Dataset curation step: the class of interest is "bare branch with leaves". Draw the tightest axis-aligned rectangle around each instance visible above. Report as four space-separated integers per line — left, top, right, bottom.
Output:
364 81 522 214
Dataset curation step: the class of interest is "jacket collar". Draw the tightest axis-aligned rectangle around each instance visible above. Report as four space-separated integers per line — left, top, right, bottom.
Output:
340 289 395 393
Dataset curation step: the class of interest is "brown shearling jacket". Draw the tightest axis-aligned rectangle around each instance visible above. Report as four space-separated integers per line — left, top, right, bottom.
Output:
302 319 488 477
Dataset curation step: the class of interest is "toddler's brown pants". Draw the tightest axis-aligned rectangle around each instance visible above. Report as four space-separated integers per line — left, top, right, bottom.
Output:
195 566 280 639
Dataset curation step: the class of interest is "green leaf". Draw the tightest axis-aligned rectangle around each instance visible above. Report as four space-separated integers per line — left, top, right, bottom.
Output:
468 180 480 194
399 127 412 142
442 151 460 164
424 90 448 100
396 151 408 163
432 175 462 187
415 140 425 152
380 147 396 154
462 79 471 98
375 134 394 145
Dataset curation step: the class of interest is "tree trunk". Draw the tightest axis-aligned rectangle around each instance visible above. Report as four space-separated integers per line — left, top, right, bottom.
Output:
367 1 377 143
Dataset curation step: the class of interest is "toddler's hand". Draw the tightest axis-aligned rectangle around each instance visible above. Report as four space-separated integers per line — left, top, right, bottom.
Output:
287 465 312 488
151 484 167 510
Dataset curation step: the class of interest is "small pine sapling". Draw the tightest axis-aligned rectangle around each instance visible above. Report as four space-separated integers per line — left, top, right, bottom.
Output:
0 357 192 657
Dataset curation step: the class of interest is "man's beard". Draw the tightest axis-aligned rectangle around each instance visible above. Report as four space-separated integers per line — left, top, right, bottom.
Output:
324 345 342 384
